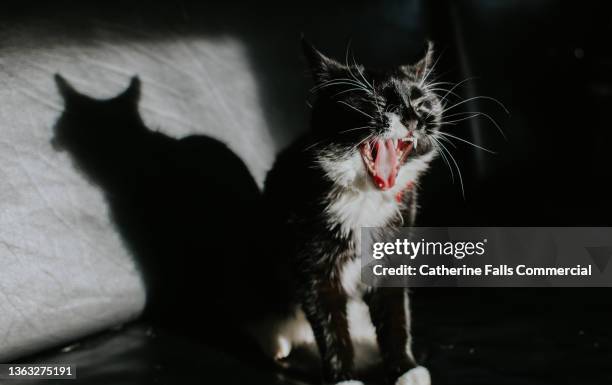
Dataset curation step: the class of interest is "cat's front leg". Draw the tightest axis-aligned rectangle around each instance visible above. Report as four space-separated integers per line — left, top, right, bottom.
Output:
364 287 430 385
300 271 362 385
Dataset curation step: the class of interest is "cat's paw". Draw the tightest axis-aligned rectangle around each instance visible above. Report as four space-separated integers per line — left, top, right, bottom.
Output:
395 366 431 385
334 381 364 385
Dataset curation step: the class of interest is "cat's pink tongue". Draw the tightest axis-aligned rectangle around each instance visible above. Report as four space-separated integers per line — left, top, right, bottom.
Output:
373 139 398 190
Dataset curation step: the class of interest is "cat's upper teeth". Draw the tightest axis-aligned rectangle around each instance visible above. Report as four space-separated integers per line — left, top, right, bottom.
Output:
400 136 417 150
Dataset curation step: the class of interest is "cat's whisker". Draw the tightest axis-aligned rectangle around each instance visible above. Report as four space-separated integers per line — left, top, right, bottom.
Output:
421 57 454 87
435 137 465 198
344 42 365 86
345 42 374 91
427 88 461 99
442 110 507 139
423 81 455 88
424 87 461 120
353 56 374 91
442 95 510 115
337 100 375 120
443 111 484 118
313 80 371 94
438 113 481 125
430 136 455 182
338 126 375 135
312 78 364 90
316 75 366 86
332 87 373 98
346 74 371 94
312 76 371 90
425 86 453 93
438 76 478 105
342 43 375 98
438 131 497 154
303 138 331 152
371 79 385 120
434 133 457 148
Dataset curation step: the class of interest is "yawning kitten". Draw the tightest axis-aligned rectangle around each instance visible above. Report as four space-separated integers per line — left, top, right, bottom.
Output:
252 40 442 385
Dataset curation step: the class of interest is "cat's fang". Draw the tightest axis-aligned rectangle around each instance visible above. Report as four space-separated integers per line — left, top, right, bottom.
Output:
361 136 418 190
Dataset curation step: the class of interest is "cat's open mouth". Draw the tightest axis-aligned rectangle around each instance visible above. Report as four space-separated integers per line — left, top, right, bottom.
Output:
361 134 414 190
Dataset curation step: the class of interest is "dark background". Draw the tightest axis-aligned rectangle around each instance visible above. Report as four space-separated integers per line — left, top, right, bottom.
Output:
8 0 612 384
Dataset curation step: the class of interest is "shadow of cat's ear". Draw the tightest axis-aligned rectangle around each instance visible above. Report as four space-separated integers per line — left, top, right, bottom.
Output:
118 76 141 104
55 74 82 105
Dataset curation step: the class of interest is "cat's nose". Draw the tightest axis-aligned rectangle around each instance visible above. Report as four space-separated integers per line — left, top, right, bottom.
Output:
401 117 419 131
411 112 428 130
417 118 428 130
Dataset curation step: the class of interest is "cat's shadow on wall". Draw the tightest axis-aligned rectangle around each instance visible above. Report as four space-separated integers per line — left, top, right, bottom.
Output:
51 74 280 358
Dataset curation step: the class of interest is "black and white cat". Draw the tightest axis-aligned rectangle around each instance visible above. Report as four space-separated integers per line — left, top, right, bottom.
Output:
249 40 442 385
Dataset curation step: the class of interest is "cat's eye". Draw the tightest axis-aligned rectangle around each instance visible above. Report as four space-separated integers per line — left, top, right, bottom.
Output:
410 86 423 100
421 100 432 110
382 87 401 105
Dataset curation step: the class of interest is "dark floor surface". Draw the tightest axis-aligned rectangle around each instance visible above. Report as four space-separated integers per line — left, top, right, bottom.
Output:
17 288 612 385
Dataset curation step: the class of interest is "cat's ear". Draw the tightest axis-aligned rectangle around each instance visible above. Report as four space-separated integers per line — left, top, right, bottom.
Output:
301 37 344 84
55 74 82 104
402 41 435 81
117 76 141 104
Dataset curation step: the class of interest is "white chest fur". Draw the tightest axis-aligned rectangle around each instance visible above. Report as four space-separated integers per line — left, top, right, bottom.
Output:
322 151 433 239
322 151 434 298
